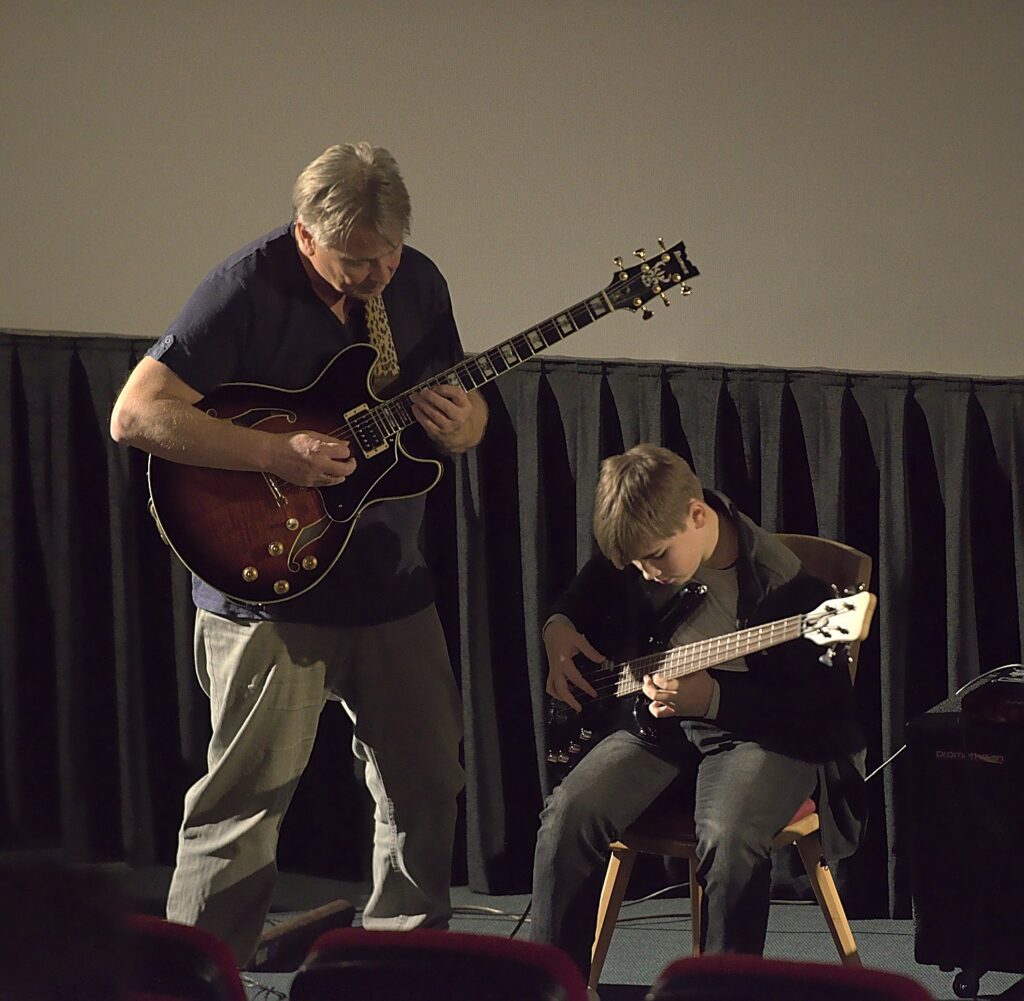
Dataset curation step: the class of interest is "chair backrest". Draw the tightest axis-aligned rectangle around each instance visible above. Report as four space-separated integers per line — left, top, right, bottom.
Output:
649 955 933 1001
124 915 247 1001
775 533 873 683
290 927 589 1001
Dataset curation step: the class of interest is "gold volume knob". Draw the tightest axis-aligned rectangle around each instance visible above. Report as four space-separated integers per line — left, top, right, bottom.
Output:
242 567 258 582
267 541 284 556
273 580 290 595
285 518 300 531
301 555 319 571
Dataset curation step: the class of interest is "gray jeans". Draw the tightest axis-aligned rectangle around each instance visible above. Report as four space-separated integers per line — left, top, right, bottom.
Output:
531 720 817 973
165 604 464 964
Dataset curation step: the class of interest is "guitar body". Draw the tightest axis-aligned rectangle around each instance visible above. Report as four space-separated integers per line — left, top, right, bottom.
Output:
545 581 707 782
148 344 443 604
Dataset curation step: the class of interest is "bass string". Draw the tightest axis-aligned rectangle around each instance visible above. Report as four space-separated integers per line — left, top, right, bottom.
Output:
581 615 806 702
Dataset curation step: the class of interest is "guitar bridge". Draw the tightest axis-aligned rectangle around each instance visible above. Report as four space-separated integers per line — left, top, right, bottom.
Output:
344 403 389 458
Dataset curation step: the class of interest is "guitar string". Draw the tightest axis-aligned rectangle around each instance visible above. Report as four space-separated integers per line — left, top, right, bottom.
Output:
317 257 687 448
324 306 597 445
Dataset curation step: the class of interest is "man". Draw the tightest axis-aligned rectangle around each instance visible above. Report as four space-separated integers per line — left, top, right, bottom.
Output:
533 445 865 994
110 142 487 965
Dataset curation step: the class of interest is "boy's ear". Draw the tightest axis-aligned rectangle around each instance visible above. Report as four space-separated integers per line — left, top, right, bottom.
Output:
689 498 708 529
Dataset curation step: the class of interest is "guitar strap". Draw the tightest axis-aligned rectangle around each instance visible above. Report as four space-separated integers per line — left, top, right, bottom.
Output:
365 294 401 393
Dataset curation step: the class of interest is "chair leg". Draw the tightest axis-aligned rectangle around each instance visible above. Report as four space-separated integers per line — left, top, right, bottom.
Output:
688 855 702 956
590 846 637 989
795 832 861 966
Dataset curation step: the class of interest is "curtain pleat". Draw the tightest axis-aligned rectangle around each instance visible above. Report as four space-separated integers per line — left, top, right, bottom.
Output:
3 331 1022 919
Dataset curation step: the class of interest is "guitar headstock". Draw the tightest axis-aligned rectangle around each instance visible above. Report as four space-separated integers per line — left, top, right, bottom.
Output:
604 239 700 319
802 591 877 646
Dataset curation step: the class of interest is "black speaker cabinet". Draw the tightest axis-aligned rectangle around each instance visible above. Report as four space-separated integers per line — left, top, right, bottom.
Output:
906 679 1024 993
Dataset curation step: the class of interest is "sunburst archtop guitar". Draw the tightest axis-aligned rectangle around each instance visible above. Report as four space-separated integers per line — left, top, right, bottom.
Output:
147 239 700 603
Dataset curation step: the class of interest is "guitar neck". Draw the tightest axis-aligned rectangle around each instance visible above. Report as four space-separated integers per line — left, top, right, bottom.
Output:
612 613 807 699
373 289 614 433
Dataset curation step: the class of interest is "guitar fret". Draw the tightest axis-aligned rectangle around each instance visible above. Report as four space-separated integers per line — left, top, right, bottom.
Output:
525 328 546 353
488 348 511 374
498 342 520 367
554 312 576 338
378 405 400 437
455 366 476 391
464 359 487 386
536 319 561 347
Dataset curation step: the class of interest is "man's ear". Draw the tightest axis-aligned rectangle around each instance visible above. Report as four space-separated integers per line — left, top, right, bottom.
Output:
294 220 315 256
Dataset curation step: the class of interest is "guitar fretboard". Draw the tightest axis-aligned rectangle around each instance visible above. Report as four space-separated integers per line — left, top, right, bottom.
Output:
372 292 615 437
612 613 807 698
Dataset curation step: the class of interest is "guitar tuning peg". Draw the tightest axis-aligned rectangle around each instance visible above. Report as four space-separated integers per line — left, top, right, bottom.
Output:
680 284 693 296
641 307 653 320
657 238 667 251
634 247 646 261
613 256 624 269
660 293 671 307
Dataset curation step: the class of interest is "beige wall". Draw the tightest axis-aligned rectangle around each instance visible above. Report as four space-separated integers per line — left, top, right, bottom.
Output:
2 0 1022 376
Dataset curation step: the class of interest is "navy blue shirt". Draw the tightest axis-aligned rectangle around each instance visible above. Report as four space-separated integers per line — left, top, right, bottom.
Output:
147 224 465 625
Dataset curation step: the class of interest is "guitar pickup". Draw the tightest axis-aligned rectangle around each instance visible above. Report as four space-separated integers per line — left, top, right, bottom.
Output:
344 403 389 458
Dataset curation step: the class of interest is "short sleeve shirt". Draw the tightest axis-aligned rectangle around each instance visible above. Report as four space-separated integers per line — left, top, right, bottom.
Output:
147 224 465 626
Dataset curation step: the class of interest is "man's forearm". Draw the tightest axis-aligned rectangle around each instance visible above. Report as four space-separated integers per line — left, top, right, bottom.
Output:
111 396 276 472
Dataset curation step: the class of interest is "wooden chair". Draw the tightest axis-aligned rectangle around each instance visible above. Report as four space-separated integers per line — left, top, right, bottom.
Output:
588 534 872 990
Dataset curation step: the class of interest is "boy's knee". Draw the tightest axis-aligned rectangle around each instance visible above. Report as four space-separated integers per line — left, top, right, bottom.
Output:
698 816 772 863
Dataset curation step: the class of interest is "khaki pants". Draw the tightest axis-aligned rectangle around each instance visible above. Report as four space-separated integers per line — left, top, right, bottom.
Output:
165 604 464 965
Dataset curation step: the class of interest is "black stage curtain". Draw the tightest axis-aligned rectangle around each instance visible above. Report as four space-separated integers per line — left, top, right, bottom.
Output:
3 329 1023 919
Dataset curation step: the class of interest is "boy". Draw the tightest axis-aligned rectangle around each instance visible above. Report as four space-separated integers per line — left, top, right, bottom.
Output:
531 445 866 985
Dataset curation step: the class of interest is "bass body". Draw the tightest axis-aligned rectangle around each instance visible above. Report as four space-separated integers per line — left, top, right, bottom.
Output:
545 580 708 781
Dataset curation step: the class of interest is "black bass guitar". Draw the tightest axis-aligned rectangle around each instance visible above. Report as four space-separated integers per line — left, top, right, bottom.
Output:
147 240 699 603
546 580 708 781
545 588 876 779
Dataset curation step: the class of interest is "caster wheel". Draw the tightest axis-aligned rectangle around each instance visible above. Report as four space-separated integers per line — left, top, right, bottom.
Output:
952 969 980 999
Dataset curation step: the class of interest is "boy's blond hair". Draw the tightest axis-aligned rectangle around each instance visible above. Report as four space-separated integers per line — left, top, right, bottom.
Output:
593 444 704 568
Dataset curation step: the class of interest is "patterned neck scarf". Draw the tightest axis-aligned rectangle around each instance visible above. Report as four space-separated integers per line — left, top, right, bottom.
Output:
364 294 400 394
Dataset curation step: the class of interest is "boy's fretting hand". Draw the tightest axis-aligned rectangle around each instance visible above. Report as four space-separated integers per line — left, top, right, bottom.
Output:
543 619 604 713
643 670 714 718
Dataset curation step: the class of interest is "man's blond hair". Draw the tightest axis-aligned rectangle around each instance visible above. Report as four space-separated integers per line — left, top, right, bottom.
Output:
292 142 411 249
593 444 704 568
